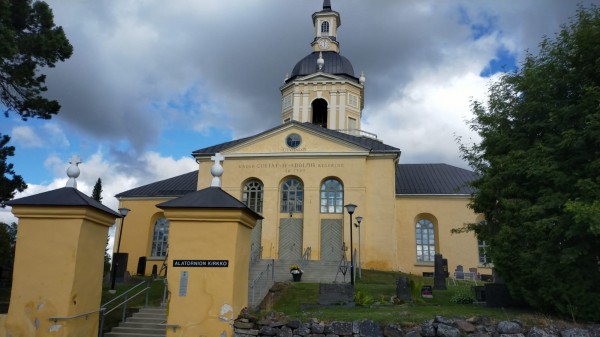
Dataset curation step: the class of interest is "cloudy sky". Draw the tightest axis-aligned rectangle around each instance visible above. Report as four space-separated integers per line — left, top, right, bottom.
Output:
0 0 593 228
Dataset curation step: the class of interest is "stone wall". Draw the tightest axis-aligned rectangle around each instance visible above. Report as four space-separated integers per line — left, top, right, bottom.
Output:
233 312 600 337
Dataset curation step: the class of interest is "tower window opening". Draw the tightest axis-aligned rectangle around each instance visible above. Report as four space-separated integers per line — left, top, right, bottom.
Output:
311 99 328 128
321 21 330 35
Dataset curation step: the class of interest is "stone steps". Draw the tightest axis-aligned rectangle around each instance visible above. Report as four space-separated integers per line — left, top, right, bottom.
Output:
104 307 166 337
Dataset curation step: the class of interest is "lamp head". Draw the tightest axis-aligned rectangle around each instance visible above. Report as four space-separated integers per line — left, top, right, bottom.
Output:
356 216 363 224
344 203 357 215
118 208 131 217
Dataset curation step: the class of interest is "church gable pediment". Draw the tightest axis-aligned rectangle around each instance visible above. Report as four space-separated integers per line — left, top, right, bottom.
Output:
221 125 367 156
296 72 344 82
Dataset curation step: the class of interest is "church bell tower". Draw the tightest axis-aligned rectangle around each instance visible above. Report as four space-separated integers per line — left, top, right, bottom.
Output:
281 0 366 132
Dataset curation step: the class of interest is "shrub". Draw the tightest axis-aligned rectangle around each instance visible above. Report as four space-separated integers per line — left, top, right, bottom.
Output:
354 290 373 307
450 287 474 304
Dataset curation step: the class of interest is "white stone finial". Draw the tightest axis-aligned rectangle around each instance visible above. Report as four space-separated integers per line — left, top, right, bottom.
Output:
317 52 324 71
210 153 225 187
284 73 289 82
66 155 81 188
359 71 366 85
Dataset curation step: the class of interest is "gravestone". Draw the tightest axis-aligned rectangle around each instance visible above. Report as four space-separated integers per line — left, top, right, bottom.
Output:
395 277 411 301
319 283 354 305
421 285 433 298
137 256 146 276
433 254 447 290
113 252 128 282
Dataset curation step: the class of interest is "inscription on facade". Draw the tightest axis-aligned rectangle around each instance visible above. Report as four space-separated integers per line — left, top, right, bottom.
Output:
173 260 229 267
238 161 344 174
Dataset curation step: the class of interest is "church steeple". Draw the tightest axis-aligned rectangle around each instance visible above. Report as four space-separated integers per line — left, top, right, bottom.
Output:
280 1 365 132
311 0 340 53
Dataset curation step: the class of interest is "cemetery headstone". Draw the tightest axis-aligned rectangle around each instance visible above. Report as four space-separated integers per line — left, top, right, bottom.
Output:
434 254 447 290
396 277 411 301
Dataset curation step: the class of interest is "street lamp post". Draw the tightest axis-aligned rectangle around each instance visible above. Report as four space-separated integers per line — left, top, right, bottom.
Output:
110 207 131 292
354 216 363 279
344 204 357 286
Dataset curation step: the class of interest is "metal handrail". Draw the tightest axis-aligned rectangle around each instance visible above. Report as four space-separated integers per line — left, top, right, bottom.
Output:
49 309 102 323
98 279 155 337
299 247 311 269
249 259 274 309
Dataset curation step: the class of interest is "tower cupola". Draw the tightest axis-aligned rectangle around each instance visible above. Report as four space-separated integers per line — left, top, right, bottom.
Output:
280 1 365 132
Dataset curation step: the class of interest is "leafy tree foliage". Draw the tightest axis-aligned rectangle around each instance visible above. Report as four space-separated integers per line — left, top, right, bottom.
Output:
0 222 17 267
0 0 72 205
89 177 111 274
91 178 103 202
0 0 73 119
0 134 26 206
460 6 600 321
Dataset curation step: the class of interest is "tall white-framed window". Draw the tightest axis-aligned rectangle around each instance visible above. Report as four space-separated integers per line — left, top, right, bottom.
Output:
320 178 343 213
281 178 304 213
151 217 169 257
321 21 330 35
242 179 263 214
478 239 491 266
416 219 435 262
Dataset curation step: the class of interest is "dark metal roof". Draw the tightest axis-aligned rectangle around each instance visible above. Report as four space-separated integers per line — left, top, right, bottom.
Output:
115 171 198 198
323 0 331 11
288 52 356 82
156 187 263 219
6 187 121 217
395 164 477 195
192 121 400 156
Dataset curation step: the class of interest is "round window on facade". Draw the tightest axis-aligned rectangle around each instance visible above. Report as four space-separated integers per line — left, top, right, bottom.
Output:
286 133 302 148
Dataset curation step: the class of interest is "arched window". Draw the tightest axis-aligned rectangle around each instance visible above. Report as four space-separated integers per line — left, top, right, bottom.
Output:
321 21 330 34
320 178 343 213
416 219 435 262
281 178 303 213
242 179 263 213
151 217 169 257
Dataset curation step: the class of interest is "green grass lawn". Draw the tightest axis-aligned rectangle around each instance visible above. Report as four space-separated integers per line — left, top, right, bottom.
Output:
271 269 553 327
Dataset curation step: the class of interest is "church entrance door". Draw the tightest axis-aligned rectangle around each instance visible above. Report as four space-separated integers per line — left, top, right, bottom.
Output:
320 219 343 261
278 218 303 260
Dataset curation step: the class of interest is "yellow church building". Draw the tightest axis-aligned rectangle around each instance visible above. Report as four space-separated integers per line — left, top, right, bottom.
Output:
115 1 490 281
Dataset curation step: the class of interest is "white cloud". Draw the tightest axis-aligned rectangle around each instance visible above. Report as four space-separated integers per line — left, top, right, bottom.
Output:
11 126 44 148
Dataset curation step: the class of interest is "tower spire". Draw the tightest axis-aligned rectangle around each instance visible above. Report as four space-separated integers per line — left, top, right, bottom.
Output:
323 0 331 11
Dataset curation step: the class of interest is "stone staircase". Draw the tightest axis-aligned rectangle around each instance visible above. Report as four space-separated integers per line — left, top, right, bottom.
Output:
104 307 166 337
273 259 347 283
247 258 347 309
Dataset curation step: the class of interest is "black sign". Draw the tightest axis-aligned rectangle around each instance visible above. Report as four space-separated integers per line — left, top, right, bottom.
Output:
173 260 229 267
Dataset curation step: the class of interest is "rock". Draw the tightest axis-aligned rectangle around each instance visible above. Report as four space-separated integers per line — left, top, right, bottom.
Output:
260 326 278 336
405 329 422 337
435 316 455 326
236 328 260 336
421 321 436 337
436 324 461 337
307 334 325 337
470 333 492 337
278 327 293 337
235 320 257 329
561 329 591 337
497 321 522 334
384 324 404 337
294 325 311 336
359 320 383 337
288 320 302 329
354 321 361 334
455 320 476 333
311 323 325 334
331 322 353 336
500 334 525 337
528 327 558 337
